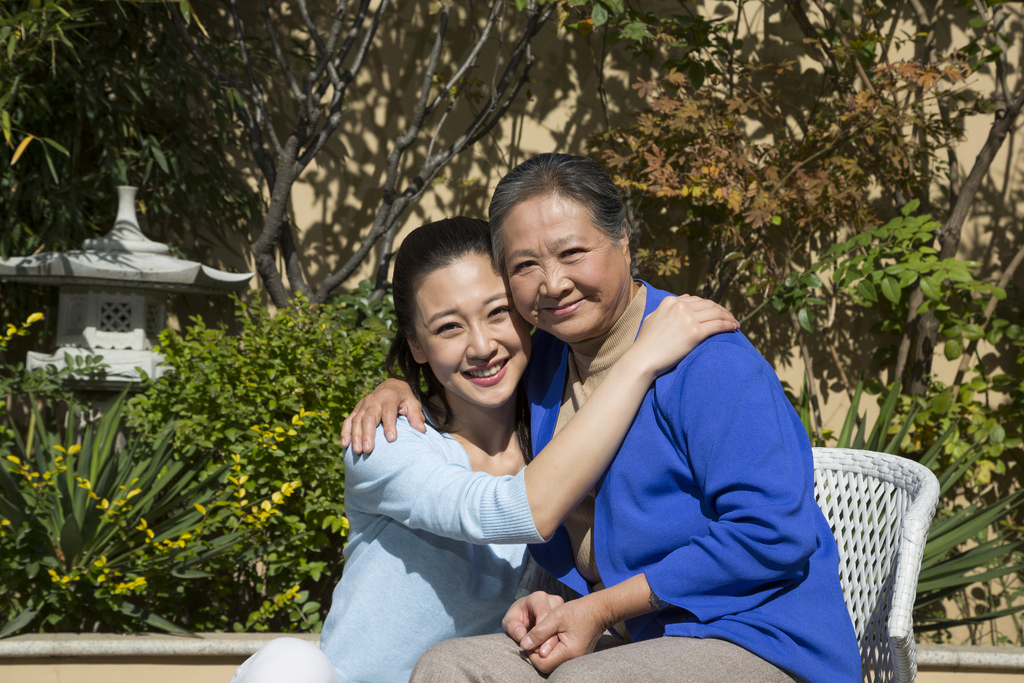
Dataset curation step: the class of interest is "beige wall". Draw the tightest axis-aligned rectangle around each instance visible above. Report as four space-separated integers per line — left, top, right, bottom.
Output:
166 0 1024 435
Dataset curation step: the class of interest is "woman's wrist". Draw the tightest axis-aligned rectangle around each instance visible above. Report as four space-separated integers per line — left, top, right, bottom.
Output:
615 347 661 385
584 573 658 630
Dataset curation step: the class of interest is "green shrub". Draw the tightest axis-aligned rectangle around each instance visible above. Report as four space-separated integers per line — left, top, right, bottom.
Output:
125 286 394 631
0 393 279 637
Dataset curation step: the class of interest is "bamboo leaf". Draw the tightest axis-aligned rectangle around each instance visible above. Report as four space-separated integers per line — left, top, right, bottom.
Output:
10 134 34 165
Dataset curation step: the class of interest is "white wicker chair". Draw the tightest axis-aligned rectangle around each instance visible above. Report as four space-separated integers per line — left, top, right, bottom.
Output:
812 447 940 683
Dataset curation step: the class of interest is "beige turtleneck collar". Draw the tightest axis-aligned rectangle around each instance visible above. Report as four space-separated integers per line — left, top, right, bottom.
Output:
554 284 647 594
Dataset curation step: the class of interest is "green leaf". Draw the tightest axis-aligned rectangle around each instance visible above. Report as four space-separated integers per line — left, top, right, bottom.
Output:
622 21 646 41
59 514 82 565
797 308 813 332
990 424 1005 445
119 601 191 634
855 280 877 302
880 276 902 304
41 137 70 156
969 16 988 28
962 323 983 340
944 338 963 360
150 142 169 174
591 4 608 26
171 568 213 579
179 0 192 24
41 144 60 184
901 198 920 216
919 276 942 300
0 610 39 639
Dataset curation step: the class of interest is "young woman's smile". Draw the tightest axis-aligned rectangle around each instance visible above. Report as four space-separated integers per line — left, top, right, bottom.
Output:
407 253 531 415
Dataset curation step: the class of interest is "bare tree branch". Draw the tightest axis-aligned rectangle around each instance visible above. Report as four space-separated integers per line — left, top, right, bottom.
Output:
258 0 304 106
313 0 375 104
300 0 387 169
227 0 285 160
315 2 553 301
427 0 504 116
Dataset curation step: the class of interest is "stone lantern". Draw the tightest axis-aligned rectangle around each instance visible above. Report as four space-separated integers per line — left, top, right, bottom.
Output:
0 186 253 387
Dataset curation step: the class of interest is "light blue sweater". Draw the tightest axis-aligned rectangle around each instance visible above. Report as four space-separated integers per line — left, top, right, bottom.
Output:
318 418 545 683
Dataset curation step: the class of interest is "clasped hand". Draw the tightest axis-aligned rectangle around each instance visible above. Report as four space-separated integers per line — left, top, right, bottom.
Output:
502 591 607 674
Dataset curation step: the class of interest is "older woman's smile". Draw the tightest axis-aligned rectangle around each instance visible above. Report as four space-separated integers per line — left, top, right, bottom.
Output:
501 194 637 344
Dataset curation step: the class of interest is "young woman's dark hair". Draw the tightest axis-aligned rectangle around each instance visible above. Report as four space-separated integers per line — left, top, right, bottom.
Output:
384 216 532 462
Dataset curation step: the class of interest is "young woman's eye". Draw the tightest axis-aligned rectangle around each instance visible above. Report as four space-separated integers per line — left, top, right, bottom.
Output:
435 322 459 335
489 306 510 319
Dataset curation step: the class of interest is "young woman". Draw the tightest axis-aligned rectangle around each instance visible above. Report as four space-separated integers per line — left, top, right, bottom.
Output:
231 217 737 683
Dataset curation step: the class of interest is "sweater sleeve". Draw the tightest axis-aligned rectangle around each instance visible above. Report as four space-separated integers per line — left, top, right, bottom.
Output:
643 338 821 623
344 420 544 545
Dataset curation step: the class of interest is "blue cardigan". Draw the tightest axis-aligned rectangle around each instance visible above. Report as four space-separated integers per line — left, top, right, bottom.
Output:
525 284 861 683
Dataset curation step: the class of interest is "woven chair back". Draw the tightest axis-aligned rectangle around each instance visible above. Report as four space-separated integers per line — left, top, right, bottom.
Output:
813 448 940 683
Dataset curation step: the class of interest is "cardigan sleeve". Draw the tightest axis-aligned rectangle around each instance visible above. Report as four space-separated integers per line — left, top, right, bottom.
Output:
642 338 822 623
344 419 544 545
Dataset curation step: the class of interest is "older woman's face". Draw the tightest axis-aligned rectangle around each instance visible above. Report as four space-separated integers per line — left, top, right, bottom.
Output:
501 194 636 344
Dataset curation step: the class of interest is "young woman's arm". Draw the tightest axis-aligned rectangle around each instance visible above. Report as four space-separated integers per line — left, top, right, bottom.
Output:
522 295 735 537
343 296 737 540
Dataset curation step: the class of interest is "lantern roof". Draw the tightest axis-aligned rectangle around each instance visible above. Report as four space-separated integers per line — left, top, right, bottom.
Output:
0 187 252 294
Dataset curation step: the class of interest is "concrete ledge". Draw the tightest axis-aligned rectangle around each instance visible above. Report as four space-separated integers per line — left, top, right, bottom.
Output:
918 643 1024 672
3 634 1023 675
0 633 318 658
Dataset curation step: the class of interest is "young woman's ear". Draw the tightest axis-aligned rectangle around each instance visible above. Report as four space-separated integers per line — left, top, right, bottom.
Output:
408 336 428 365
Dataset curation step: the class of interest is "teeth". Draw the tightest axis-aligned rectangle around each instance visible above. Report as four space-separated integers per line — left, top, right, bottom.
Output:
466 360 505 378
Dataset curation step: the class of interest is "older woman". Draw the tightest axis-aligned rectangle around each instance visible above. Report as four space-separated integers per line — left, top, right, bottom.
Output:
344 154 860 683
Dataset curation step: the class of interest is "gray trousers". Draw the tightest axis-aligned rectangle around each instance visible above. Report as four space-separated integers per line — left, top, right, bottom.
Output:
409 632 801 683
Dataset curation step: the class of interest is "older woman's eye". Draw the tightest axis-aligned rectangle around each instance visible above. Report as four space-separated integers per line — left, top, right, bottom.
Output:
511 260 536 274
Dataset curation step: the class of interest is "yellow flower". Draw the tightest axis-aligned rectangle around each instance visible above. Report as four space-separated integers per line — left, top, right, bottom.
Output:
26 312 44 324
125 488 142 500
194 503 206 516
67 444 81 455
5 455 20 465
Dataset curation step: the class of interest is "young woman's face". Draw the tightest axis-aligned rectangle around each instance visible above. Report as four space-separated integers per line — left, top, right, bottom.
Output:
407 252 532 413
500 194 634 344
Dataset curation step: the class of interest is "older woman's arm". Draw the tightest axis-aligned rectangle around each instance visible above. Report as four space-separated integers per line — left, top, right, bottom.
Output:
505 574 658 674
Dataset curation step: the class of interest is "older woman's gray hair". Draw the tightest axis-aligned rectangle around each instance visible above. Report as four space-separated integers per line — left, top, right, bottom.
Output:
487 153 628 272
